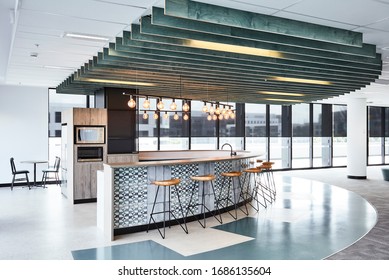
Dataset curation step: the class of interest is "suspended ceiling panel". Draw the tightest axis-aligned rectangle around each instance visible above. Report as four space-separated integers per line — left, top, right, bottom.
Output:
57 0 382 105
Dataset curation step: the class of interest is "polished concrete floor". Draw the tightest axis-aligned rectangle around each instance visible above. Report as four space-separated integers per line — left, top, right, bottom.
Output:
0 168 380 260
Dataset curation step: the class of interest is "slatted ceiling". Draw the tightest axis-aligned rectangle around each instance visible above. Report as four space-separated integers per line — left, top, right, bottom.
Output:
152 7 376 59
122 32 379 79
150 7 377 61
115 35 376 84
164 0 363 47
56 0 381 105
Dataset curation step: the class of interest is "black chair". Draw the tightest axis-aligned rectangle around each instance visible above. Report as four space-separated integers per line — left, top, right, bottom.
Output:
41 156 61 187
10 157 30 190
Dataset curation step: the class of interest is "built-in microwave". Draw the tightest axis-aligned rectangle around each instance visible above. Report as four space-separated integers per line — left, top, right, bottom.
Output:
75 126 105 144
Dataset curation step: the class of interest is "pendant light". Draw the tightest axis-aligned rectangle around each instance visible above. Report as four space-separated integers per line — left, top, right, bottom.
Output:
142 111 148 119
170 98 177 110
157 98 164 110
173 112 179 120
127 95 136 108
183 113 189 121
143 96 150 109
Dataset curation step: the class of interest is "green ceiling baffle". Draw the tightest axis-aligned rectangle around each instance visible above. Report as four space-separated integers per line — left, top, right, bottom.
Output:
57 0 381 105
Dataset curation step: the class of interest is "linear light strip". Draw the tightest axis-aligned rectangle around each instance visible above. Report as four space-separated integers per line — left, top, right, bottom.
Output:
184 39 284 59
79 78 156 87
268 76 332 85
258 91 305 97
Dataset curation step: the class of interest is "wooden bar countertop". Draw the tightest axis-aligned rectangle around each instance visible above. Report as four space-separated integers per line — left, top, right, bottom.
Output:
105 150 262 168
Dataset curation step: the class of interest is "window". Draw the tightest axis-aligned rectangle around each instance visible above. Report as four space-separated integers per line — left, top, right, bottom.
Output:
368 107 384 164
191 101 217 150
245 103 267 158
292 104 311 168
269 105 291 169
55 112 61 123
332 105 347 166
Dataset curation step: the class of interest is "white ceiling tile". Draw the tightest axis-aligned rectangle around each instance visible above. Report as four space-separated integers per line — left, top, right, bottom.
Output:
284 0 389 26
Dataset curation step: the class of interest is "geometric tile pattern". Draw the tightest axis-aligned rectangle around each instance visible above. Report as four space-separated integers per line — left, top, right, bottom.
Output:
113 167 148 229
171 164 199 218
214 160 234 208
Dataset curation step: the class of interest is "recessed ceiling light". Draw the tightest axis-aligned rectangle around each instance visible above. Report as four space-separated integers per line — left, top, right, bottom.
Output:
63 32 111 42
44 65 75 70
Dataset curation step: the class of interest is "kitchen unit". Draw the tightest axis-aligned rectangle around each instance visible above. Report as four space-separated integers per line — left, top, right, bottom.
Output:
61 108 107 204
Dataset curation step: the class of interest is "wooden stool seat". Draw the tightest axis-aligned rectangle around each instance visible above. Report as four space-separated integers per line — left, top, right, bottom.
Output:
152 178 180 186
243 168 262 174
221 171 242 177
191 174 216 182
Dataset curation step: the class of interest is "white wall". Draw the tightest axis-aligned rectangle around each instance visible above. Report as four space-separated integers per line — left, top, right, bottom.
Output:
0 85 48 184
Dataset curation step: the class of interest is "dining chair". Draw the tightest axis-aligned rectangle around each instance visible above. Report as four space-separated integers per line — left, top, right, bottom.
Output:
10 157 31 190
41 156 61 187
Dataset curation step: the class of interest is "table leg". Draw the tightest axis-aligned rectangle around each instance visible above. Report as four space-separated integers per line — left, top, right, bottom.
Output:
33 163 37 186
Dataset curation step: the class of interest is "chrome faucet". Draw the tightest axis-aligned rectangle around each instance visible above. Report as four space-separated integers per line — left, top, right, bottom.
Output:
221 143 237 156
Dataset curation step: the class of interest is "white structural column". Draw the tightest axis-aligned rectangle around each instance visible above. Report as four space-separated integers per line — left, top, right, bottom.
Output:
347 97 367 179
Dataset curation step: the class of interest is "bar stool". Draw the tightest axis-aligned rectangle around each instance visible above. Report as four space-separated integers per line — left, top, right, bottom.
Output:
260 162 276 201
187 174 222 227
241 167 267 211
217 171 248 220
147 178 188 239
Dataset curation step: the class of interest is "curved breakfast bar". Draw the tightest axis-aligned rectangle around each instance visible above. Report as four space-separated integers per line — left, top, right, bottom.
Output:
97 150 261 241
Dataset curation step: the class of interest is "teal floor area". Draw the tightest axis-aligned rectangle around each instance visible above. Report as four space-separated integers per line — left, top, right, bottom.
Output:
72 176 377 260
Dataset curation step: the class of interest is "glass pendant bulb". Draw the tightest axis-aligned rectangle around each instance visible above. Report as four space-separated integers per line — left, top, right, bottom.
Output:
230 111 236 119
222 106 227 115
209 104 214 114
202 102 208 113
173 112 179 120
182 100 190 112
218 114 224 120
207 114 212 121
143 97 150 109
163 111 169 119
127 95 136 108
212 114 217 121
183 113 189 121
215 106 221 115
224 113 230 120
157 98 164 110
143 111 148 120
153 111 159 120
170 99 177 110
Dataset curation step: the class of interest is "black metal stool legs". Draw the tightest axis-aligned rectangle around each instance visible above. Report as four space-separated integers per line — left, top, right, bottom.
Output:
147 179 188 239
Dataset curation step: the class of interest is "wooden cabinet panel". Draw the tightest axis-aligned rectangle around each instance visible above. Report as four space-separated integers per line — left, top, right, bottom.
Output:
90 162 103 198
74 164 90 200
